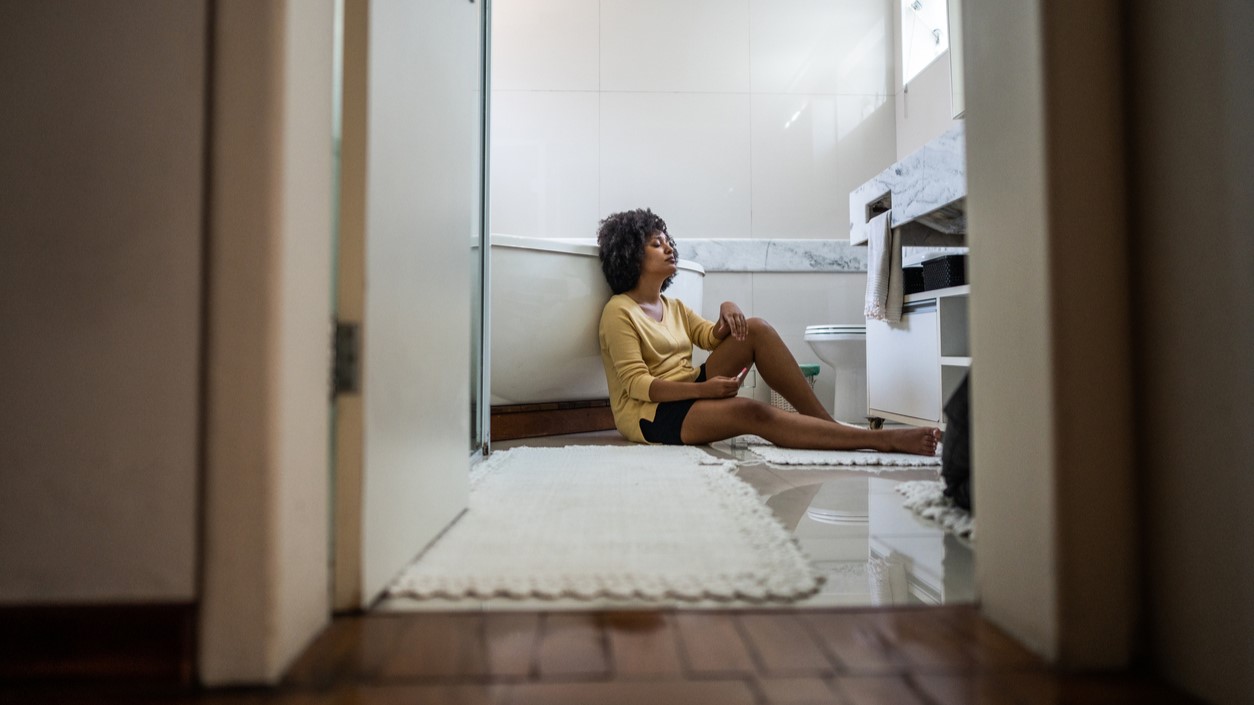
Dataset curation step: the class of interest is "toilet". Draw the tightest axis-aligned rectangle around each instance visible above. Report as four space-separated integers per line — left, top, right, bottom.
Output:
803 324 868 423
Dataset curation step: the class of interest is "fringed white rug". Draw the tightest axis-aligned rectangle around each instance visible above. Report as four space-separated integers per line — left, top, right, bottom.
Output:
745 441 942 469
387 445 821 603
894 480 975 539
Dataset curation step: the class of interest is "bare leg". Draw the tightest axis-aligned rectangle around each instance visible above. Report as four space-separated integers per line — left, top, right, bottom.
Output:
704 317 835 422
680 397 940 455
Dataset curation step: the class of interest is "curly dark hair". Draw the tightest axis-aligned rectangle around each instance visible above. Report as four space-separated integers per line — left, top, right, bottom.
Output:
596 208 677 294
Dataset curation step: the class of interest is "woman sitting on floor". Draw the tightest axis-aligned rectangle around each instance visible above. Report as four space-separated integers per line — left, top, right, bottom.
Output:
597 207 940 455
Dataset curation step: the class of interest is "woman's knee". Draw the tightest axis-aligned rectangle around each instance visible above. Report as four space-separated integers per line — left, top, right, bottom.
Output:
726 396 773 425
686 397 769 439
746 317 776 339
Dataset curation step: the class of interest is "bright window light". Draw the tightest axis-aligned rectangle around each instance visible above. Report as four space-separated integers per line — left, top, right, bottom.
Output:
901 0 949 84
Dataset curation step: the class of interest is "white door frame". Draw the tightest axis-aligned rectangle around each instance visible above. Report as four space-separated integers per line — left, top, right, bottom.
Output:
198 0 336 685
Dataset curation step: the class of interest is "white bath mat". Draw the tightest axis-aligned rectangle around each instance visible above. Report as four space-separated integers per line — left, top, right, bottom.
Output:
894 480 975 539
387 445 821 603
746 443 942 468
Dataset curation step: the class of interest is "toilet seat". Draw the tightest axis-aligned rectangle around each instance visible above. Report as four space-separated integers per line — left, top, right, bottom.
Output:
804 324 865 340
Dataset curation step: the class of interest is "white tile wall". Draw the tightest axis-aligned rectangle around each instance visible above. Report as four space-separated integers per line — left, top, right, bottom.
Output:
490 0 898 241
833 95 898 232
752 95 842 237
752 272 866 351
751 94 896 237
600 92 752 238
698 273 756 321
491 0 599 91
600 0 750 93
490 91 600 237
749 0 893 96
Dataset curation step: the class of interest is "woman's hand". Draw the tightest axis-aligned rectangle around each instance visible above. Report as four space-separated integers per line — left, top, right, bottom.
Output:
702 376 743 399
714 301 748 341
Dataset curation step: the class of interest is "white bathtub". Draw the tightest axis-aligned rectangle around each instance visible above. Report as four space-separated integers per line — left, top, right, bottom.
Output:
490 233 705 406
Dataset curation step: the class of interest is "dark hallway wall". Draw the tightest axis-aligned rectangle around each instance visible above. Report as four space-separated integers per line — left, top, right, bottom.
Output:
0 0 207 602
1130 2 1254 703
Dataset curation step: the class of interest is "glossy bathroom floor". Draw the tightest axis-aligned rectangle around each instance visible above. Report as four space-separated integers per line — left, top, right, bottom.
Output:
377 430 973 613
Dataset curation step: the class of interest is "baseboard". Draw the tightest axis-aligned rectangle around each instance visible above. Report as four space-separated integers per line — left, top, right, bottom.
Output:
490 399 616 441
0 602 196 685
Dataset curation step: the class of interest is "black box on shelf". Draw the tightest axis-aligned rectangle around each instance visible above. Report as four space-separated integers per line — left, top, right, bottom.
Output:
922 254 966 290
903 266 925 294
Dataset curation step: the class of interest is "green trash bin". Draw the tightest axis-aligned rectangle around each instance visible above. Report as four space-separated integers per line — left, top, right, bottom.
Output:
768 364 820 413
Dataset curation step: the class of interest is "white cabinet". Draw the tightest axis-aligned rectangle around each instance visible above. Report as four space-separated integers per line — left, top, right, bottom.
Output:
866 286 969 428
867 300 941 423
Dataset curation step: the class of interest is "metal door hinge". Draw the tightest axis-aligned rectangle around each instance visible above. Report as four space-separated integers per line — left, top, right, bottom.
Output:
332 321 361 397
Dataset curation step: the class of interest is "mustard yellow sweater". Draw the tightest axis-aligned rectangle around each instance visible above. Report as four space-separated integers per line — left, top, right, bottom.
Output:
598 294 723 443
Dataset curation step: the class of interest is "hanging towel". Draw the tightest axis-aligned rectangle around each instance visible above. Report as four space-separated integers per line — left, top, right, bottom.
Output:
864 211 903 322
863 211 890 320
886 223 904 322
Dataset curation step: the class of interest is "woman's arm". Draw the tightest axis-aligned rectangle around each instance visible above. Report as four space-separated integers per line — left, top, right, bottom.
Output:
648 375 740 402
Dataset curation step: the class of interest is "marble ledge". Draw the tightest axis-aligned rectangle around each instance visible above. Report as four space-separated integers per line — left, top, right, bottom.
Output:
680 239 867 273
849 122 967 245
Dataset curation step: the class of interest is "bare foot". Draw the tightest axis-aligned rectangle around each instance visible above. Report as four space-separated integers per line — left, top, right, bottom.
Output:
883 427 941 456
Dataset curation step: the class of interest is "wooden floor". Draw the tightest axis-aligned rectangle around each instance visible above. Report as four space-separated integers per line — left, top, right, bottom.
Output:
4 606 1200 704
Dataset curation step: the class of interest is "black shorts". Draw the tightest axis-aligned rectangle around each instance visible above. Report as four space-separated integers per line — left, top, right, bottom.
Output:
639 364 707 445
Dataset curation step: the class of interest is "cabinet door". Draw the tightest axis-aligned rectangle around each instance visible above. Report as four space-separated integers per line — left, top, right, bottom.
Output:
866 301 942 423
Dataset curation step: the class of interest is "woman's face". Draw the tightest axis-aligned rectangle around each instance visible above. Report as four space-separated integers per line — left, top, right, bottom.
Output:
640 230 677 279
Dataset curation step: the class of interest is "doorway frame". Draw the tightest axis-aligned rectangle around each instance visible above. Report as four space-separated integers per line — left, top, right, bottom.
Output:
196 0 1141 685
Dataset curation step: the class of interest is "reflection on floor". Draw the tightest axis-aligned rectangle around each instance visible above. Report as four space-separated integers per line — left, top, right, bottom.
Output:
377 430 973 612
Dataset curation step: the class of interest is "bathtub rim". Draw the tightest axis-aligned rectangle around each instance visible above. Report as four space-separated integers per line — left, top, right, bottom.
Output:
490 233 706 276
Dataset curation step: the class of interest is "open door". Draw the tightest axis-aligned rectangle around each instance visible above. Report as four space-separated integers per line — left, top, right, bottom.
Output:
333 0 485 609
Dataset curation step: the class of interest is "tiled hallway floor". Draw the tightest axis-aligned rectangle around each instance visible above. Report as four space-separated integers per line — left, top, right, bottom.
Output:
378 430 973 612
5 607 1199 704
274 607 1194 705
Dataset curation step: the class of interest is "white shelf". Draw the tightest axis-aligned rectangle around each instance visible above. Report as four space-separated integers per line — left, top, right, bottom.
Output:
905 284 969 303
868 284 970 429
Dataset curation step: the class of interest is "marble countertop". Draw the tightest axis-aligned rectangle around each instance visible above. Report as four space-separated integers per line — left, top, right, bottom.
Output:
849 123 967 245
676 238 966 273
680 239 867 273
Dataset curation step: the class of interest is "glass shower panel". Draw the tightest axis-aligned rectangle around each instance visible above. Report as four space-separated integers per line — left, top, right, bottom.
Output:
470 0 490 455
